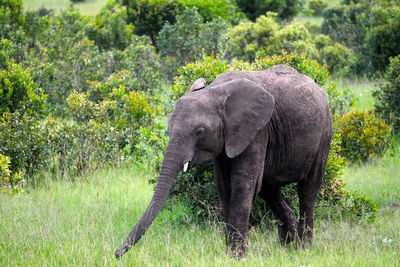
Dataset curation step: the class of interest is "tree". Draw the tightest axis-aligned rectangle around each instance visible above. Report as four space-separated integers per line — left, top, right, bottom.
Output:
235 0 302 21
118 0 183 46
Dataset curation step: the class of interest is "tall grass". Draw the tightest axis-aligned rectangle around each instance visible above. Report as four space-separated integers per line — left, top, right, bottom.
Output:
344 146 400 207
336 78 379 111
1 154 399 266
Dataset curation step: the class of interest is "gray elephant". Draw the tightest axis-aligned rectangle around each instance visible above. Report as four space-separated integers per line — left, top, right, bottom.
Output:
115 65 332 258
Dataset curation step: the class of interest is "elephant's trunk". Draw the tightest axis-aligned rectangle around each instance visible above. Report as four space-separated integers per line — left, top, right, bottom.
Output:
115 141 183 258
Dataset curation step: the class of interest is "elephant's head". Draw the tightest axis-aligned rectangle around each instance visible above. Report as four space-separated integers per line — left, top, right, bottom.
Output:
115 77 275 258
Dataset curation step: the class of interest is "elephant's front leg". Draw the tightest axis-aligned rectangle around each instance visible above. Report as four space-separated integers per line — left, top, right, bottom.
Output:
226 151 264 258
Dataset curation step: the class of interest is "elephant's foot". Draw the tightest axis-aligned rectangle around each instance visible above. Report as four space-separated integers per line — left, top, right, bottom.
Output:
296 222 313 249
226 230 248 259
277 218 298 245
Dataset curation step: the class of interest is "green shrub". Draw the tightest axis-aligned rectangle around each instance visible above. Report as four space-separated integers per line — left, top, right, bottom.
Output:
158 7 228 79
308 0 327 16
235 0 302 21
334 110 392 162
27 30 160 114
171 54 227 104
177 0 237 22
374 55 400 133
118 0 183 45
365 4 400 73
0 112 50 179
0 39 46 117
0 0 24 39
315 35 355 75
0 153 24 194
0 38 49 186
223 12 282 62
224 13 355 76
85 1 135 50
321 1 400 74
49 79 162 177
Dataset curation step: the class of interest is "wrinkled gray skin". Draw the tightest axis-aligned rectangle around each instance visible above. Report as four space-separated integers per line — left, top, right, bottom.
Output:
115 65 332 258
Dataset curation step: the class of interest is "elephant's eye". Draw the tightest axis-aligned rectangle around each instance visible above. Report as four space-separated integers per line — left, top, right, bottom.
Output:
194 127 206 138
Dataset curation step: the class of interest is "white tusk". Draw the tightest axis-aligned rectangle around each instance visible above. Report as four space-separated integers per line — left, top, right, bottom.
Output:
183 162 189 172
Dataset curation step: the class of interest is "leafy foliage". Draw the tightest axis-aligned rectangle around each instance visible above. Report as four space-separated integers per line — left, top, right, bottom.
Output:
158 8 228 79
178 0 237 22
172 54 227 101
0 0 24 39
224 12 355 76
321 0 400 74
85 1 135 50
118 0 183 45
334 110 392 163
0 153 24 194
0 112 50 179
308 0 327 16
314 34 355 76
235 0 302 21
374 55 400 133
0 9 163 185
0 39 46 117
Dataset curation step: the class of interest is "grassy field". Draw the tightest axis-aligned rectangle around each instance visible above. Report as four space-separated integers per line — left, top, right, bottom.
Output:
23 0 109 15
335 78 380 111
1 153 399 266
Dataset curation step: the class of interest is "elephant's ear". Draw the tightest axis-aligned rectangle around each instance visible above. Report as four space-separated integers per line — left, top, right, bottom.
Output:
223 79 275 158
189 78 207 92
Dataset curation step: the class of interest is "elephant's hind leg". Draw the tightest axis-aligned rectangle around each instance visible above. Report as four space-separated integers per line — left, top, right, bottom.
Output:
261 185 298 245
297 158 326 248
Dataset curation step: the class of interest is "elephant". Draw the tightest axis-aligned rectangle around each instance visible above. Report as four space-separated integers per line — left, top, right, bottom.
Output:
115 65 332 258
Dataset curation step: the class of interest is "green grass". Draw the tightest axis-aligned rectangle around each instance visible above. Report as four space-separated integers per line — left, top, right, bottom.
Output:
344 146 400 207
1 151 399 266
336 78 380 111
23 0 109 15
295 15 323 27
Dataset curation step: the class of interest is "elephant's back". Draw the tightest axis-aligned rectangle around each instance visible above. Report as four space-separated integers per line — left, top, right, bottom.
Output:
212 66 330 121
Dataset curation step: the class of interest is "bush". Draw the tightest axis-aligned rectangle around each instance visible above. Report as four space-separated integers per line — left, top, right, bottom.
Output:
118 0 183 46
158 7 228 79
235 0 302 21
27 28 160 114
224 12 355 76
85 1 135 50
308 0 327 16
365 4 400 73
0 153 24 194
0 0 24 39
224 12 319 62
178 0 237 22
0 38 49 186
0 39 46 117
315 34 355 75
321 1 400 74
165 53 373 223
0 112 50 179
172 54 227 101
334 110 392 163
50 78 162 176
374 55 400 133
